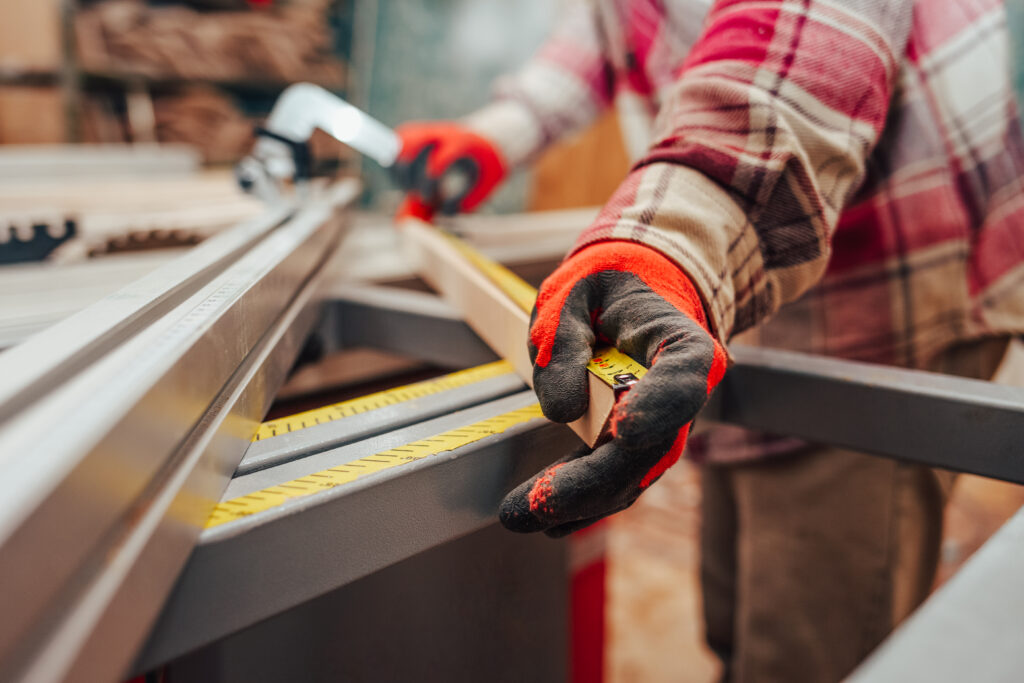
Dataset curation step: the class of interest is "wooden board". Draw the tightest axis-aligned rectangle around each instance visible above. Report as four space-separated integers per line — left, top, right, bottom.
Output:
400 218 618 447
401 218 534 380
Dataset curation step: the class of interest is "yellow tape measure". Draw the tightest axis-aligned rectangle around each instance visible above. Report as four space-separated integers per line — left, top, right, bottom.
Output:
207 403 544 528
254 360 514 441
441 231 647 389
207 237 650 529
586 346 647 389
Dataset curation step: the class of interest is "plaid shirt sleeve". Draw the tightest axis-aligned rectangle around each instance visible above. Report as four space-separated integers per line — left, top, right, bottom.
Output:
462 0 616 168
573 0 914 345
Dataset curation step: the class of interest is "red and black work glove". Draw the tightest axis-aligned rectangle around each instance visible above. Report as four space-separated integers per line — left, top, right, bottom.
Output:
500 241 728 537
392 121 507 220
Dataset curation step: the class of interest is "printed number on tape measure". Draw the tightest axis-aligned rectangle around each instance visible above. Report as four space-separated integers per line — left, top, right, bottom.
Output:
586 347 648 389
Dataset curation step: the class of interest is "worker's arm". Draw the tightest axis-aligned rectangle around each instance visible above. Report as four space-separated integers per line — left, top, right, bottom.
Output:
501 0 912 535
575 0 912 345
393 0 614 218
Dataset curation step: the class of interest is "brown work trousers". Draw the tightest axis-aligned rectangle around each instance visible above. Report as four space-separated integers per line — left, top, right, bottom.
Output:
700 337 1010 683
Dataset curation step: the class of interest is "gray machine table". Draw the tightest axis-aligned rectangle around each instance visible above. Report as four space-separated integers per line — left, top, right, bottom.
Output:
140 283 1024 682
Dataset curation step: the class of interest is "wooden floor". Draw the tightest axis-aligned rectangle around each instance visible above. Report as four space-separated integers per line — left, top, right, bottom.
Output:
605 461 1024 683
607 462 718 683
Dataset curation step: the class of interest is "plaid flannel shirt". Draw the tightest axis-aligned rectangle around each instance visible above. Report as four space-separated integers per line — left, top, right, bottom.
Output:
465 0 1024 462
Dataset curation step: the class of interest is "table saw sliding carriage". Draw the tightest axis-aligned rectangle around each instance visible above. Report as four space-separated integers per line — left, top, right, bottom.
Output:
1 91 1024 682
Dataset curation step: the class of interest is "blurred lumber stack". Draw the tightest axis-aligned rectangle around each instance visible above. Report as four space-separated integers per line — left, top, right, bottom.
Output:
152 87 253 163
0 0 62 75
69 0 347 161
0 0 66 144
74 0 345 86
0 89 66 145
0 0 348 158
0 167 265 262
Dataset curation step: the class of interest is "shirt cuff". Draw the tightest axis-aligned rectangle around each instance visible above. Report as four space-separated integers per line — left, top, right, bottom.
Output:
571 161 770 350
461 99 545 170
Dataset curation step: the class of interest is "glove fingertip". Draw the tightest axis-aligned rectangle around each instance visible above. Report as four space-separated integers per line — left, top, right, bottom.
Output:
537 394 588 425
534 363 589 424
611 372 706 447
498 490 547 534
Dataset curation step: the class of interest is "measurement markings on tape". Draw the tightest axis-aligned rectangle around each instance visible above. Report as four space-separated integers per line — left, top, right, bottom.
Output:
206 403 544 528
214 237 647 528
442 232 648 388
587 347 648 388
254 359 514 441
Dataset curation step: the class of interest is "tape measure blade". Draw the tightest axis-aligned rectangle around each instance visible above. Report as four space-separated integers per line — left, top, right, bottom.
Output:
209 392 543 530
586 346 648 387
427 227 650 390
251 359 512 433
238 369 525 476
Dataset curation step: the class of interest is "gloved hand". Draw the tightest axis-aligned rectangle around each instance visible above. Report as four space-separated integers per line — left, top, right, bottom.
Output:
392 121 507 220
500 241 728 537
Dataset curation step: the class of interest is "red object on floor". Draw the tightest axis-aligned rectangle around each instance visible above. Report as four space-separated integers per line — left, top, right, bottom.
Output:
570 522 607 683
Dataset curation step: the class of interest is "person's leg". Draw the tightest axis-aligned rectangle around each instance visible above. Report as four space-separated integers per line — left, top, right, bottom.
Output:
726 445 948 683
700 336 1009 683
700 464 738 681
884 335 1012 619
890 463 956 622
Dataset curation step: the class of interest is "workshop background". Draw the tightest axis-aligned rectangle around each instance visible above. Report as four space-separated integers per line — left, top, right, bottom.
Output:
2 1 1024 682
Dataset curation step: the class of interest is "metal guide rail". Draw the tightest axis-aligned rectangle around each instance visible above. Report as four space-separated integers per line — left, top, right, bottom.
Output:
135 282 1024 680
137 359 578 670
0 179 359 683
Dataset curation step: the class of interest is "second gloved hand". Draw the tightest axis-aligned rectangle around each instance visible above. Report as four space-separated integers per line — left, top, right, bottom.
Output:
500 241 728 537
392 121 506 220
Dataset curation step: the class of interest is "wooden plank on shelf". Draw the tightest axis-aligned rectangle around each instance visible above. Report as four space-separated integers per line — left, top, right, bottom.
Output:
0 144 199 181
0 169 265 261
0 0 62 74
0 170 257 211
0 87 65 144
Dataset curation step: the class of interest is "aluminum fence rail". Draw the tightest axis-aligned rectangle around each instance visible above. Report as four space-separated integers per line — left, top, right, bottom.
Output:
0 180 358 683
